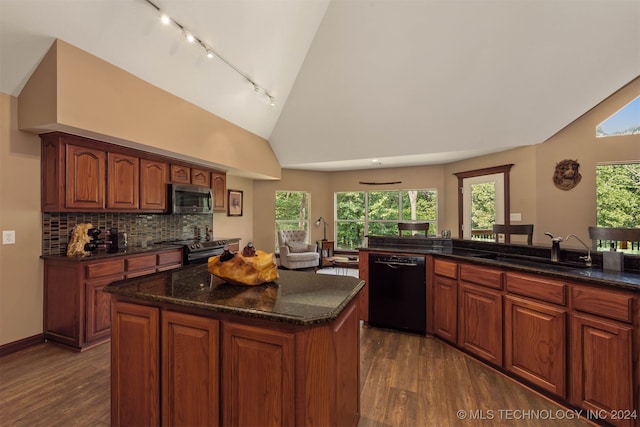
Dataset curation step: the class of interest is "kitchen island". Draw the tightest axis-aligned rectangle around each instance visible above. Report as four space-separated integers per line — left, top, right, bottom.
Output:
103 264 364 427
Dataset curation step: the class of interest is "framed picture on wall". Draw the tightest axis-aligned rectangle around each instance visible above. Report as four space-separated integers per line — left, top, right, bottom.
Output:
227 190 243 216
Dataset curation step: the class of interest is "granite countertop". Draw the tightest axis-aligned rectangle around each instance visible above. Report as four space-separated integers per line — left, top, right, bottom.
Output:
360 245 640 291
103 264 365 325
41 243 184 261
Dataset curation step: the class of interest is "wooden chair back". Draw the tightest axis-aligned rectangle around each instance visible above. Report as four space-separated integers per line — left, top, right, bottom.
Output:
398 222 429 236
492 224 534 245
588 226 640 251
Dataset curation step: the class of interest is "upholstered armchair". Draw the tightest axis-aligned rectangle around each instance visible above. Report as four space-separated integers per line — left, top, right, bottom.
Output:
277 230 319 270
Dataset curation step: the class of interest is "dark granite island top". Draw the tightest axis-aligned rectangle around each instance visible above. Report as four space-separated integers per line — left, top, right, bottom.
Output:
104 263 364 325
105 264 363 426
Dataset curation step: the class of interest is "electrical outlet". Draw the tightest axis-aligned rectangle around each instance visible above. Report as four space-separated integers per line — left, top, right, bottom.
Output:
510 213 522 221
3 230 16 245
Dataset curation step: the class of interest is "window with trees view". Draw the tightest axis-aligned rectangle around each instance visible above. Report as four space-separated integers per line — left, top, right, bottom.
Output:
275 191 310 251
335 190 437 250
596 163 639 228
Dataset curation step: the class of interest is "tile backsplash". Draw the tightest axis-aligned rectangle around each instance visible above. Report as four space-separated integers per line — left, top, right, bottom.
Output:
42 212 213 255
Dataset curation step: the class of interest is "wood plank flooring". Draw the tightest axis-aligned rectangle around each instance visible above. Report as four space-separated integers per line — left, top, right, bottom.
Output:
0 326 590 427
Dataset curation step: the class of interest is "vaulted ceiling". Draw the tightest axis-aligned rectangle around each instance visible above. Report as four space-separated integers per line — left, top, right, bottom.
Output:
1 0 639 172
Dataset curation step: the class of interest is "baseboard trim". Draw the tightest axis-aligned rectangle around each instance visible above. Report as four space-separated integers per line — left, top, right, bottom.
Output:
0 334 45 357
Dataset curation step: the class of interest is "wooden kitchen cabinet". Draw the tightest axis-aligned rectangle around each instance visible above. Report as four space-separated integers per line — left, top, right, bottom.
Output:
162 311 220 427
433 259 458 344
43 248 183 351
170 164 191 183
222 322 295 427
41 132 171 213
41 134 108 211
140 158 168 211
111 301 160 427
171 164 212 187
109 282 360 427
505 295 566 396
124 253 157 278
570 285 636 427
457 264 503 366
504 272 567 397
66 143 106 210
111 304 220 427
211 171 227 212
44 257 123 350
191 168 210 187
107 152 139 209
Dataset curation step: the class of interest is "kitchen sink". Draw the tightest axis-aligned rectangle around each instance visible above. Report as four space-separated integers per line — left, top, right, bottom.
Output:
458 251 591 270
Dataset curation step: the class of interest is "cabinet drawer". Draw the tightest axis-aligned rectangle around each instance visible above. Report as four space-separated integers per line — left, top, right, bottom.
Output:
506 273 566 306
126 254 157 272
157 250 182 266
86 259 124 279
434 259 457 279
571 286 634 323
459 263 503 290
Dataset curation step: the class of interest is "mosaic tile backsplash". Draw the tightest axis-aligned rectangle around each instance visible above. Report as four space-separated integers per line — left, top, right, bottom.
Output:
42 212 213 256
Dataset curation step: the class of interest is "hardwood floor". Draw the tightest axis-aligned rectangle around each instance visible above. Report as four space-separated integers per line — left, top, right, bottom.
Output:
0 326 590 427
0 341 110 426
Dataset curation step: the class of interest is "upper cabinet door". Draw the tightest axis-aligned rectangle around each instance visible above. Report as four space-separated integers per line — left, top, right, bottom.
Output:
170 164 190 184
191 168 210 187
140 159 168 211
107 152 139 209
211 172 226 212
66 144 106 209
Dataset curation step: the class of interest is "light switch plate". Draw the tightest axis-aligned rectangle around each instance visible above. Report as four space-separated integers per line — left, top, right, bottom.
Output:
2 230 16 245
510 213 522 221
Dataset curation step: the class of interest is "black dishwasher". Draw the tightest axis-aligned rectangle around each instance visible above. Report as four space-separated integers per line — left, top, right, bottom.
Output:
368 254 426 335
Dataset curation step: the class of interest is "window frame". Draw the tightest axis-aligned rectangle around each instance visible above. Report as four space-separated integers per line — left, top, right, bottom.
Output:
274 190 311 252
334 189 438 250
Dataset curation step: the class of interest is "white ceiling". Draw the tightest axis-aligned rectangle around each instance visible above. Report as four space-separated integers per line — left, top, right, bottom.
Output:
1 0 639 172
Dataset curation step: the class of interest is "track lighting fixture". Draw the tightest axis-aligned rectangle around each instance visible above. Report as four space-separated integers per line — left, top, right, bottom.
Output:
143 0 275 106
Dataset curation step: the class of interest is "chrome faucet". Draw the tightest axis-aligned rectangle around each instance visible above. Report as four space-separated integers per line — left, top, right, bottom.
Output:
544 232 563 262
565 234 592 267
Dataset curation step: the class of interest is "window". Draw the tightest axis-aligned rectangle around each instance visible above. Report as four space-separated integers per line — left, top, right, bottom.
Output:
275 191 310 251
596 163 640 228
596 97 640 137
335 189 438 250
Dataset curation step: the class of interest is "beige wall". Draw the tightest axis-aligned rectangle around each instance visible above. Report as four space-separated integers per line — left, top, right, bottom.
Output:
18 39 281 180
0 93 43 345
534 78 640 247
254 77 639 251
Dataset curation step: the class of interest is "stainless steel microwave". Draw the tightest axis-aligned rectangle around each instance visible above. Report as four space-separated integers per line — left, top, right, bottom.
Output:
170 183 213 214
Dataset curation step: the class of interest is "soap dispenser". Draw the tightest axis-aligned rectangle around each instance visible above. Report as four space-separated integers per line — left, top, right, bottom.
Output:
602 242 624 272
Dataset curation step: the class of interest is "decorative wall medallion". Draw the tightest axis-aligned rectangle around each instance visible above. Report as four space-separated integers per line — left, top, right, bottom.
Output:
553 159 582 190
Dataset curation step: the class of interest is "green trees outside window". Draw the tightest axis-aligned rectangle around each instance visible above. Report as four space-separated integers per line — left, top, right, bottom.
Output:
596 163 640 228
336 190 437 250
274 191 310 251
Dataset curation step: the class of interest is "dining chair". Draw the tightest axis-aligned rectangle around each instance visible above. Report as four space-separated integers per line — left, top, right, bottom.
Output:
492 224 534 245
588 226 640 251
398 222 429 236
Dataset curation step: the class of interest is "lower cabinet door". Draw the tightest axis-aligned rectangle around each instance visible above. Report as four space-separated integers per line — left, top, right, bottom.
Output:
570 313 634 427
162 311 220 427
222 322 295 427
111 301 160 427
458 282 503 366
434 275 458 343
504 296 566 397
85 277 119 343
